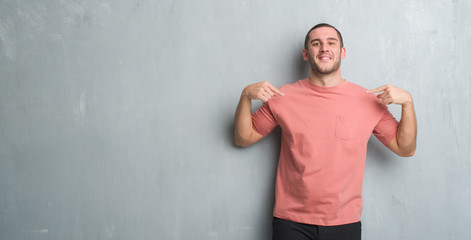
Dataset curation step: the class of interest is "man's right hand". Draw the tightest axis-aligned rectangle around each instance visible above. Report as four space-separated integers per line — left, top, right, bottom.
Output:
233 81 283 147
242 81 284 102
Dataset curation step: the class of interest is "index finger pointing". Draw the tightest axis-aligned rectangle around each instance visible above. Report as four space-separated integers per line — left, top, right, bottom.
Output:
367 85 387 94
267 83 285 96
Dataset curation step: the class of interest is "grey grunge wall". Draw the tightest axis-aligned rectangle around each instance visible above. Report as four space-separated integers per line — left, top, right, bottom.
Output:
1 0 470 239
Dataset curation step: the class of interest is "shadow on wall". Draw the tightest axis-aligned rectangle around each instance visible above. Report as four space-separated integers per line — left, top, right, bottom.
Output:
290 46 309 82
225 47 307 239
367 137 395 165
226 114 282 239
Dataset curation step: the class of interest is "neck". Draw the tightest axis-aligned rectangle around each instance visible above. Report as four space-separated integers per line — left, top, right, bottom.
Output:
308 69 344 87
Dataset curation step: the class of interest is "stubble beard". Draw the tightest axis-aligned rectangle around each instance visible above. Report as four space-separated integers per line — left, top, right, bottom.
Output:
309 54 341 75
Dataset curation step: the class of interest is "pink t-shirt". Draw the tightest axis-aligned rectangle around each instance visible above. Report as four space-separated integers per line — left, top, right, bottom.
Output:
252 79 398 226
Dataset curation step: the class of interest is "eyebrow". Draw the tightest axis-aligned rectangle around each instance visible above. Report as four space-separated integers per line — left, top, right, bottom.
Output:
310 37 339 43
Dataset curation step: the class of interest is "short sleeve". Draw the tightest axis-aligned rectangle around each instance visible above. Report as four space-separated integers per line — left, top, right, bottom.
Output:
252 102 278 136
373 109 398 146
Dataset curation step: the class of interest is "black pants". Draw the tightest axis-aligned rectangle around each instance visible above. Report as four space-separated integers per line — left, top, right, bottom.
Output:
272 217 361 240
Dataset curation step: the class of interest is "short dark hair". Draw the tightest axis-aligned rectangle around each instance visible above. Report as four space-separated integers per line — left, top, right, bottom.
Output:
304 23 344 49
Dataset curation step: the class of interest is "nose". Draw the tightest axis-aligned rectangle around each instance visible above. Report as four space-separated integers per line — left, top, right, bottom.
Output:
320 43 329 52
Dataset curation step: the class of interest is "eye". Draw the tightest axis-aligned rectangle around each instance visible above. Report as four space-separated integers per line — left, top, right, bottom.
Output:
329 42 336 46
312 42 320 47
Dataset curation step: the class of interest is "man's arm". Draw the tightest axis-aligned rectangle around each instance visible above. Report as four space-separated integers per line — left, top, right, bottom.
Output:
368 84 417 157
234 81 284 147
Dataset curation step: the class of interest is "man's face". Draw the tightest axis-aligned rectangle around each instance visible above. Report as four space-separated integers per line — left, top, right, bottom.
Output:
302 27 346 75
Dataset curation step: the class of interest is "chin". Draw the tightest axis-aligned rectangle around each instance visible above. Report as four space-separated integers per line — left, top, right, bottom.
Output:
315 67 336 75
312 62 341 75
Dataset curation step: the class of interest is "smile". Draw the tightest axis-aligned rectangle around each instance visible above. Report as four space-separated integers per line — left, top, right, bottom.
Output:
318 55 332 61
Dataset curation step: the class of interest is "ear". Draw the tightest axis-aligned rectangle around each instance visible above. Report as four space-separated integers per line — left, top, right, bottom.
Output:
341 47 346 59
302 49 310 61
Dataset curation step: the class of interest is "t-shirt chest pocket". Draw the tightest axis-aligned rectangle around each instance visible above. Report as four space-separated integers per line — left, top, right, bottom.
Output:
335 116 359 140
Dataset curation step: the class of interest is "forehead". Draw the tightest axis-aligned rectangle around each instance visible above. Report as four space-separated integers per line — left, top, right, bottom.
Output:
308 27 340 41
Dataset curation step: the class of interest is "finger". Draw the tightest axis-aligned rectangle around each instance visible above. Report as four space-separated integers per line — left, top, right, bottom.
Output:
256 89 271 101
261 91 272 101
377 92 393 104
267 83 285 96
382 97 393 105
264 87 275 97
367 85 387 94
258 94 269 102
376 92 385 99
379 93 390 102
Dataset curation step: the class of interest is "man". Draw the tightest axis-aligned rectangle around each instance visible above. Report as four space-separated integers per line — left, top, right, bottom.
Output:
233 23 417 240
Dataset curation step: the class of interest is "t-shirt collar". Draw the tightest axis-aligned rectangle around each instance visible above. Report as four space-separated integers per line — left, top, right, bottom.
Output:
302 78 349 92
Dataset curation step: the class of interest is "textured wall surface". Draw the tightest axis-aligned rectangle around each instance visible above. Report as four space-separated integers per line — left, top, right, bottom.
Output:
1 0 470 239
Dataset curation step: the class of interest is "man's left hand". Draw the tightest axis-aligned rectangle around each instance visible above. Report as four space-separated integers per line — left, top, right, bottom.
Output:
367 84 413 106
